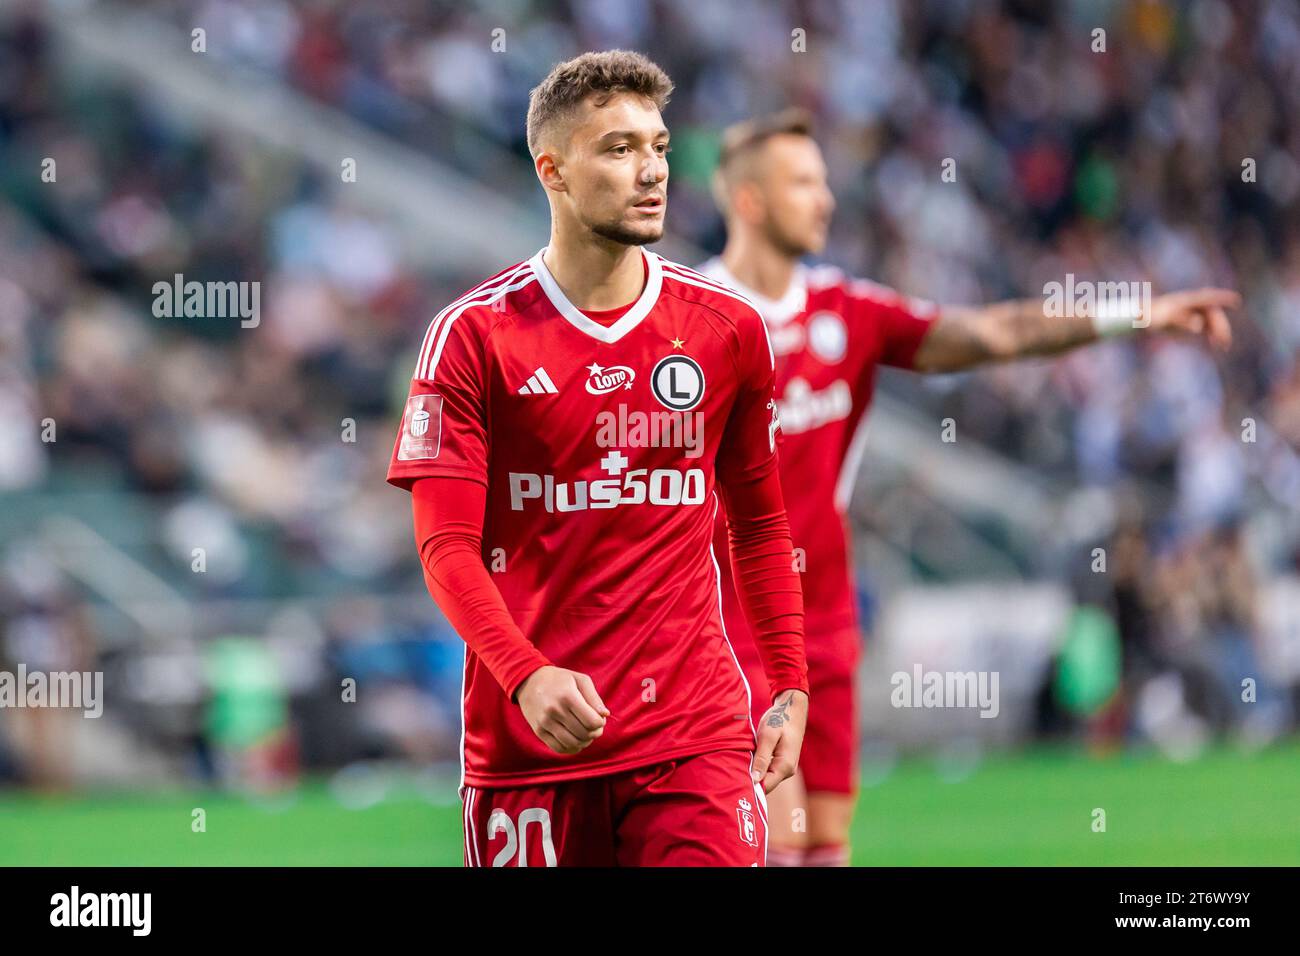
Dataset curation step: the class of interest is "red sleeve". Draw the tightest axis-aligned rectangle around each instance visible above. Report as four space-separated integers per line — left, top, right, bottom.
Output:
387 309 490 491
410 477 551 702
716 313 808 700
847 278 940 370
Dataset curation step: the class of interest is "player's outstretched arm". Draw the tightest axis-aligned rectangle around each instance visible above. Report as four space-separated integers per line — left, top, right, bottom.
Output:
910 287 1241 373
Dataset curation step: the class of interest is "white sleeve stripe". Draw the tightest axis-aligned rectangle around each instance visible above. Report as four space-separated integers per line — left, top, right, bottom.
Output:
416 263 532 378
657 256 723 284
657 269 773 369
758 316 775 369
417 263 531 377
661 261 758 305
419 271 537 381
660 266 761 313
660 259 729 285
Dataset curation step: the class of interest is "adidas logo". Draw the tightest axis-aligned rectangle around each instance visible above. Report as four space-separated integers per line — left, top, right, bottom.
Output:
518 367 559 395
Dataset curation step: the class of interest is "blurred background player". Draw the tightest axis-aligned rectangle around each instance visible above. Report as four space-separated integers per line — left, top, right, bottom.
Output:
702 108 1240 867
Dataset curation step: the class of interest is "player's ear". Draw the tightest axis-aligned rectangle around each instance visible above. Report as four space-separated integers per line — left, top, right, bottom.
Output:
732 179 764 225
535 150 568 193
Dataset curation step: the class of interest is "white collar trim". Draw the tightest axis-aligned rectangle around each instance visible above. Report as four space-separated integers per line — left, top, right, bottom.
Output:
528 246 662 344
699 257 807 325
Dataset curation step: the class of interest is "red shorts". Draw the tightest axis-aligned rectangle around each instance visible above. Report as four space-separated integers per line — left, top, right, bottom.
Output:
462 748 768 866
744 627 859 795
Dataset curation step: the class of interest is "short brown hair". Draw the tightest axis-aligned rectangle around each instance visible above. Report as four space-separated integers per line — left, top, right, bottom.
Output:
712 108 816 212
526 50 674 158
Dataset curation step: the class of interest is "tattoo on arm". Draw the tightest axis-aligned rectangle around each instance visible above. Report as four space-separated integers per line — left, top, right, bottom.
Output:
928 313 995 366
765 691 794 729
916 301 1097 372
996 300 1097 357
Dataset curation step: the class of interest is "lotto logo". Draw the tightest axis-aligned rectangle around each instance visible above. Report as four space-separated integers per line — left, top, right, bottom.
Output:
585 363 635 394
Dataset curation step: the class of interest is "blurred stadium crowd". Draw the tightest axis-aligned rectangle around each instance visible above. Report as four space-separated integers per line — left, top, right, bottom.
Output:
1 0 1298 790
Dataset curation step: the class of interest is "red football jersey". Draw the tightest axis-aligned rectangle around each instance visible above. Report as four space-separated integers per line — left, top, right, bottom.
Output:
698 258 938 664
388 248 786 788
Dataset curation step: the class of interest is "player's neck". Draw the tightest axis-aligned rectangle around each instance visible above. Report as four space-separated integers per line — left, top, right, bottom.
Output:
542 231 647 311
720 239 799 304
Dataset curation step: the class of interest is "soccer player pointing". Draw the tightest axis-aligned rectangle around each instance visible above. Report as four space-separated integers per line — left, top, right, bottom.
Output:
703 108 1240 867
388 52 808 866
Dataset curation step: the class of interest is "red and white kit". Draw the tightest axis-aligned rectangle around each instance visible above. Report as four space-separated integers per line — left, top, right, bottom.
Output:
698 257 938 795
388 247 806 865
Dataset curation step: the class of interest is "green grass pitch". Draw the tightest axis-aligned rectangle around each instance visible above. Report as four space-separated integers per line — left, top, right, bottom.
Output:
4 743 1297 865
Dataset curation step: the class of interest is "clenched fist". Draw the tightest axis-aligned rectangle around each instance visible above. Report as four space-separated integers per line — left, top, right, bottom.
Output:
515 665 610 755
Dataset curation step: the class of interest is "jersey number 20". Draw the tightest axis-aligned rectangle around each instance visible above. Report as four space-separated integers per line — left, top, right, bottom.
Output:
487 807 557 867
